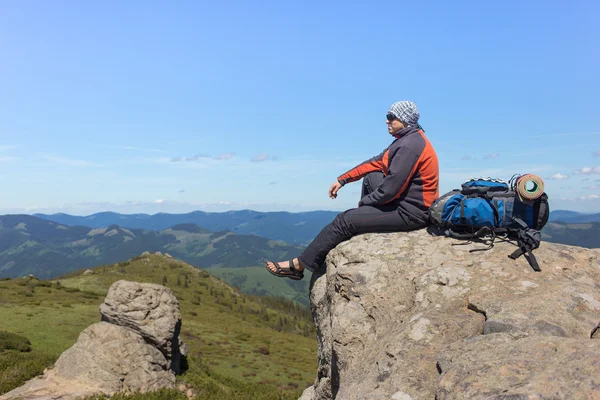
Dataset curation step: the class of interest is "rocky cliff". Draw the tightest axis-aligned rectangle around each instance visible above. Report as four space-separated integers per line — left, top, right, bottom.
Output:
300 229 600 400
1 280 185 400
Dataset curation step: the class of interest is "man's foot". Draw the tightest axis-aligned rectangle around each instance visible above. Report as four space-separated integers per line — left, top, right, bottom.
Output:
265 258 305 280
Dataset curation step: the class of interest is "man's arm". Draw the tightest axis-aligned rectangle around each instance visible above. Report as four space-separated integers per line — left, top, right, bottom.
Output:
337 150 386 186
359 146 420 206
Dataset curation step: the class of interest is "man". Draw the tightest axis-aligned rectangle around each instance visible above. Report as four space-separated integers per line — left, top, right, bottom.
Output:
266 101 439 280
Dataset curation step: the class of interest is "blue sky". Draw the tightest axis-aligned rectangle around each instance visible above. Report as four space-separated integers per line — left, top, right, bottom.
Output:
1 0 599 215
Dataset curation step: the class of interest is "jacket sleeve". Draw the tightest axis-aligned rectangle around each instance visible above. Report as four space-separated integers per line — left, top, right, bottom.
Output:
337 150 386 186
358 146 420 206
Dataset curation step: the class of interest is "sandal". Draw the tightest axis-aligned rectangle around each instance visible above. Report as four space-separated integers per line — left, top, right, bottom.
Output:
265 260 304 280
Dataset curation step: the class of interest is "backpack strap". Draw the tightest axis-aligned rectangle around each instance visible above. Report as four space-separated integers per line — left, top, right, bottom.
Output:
507 218 542 272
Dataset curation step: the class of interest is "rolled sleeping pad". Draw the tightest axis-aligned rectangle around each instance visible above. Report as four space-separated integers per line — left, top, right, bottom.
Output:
516 174 545 201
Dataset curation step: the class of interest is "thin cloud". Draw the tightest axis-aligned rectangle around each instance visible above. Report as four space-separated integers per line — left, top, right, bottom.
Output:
548 173 569 180
178 189 186 193
114 145 167 153
0 145 18 152
594 151 600 157
526 132 600 139
578 194 600 200
460 153 500 161
42 154 102 167
0 156 17 162
171 154 211 162
585 185 600 190
268 181 276 185
215 152 235 160
251 152 272 162
574 166 600 175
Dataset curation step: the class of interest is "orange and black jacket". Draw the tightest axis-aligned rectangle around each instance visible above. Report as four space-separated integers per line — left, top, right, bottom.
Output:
337 125 439 222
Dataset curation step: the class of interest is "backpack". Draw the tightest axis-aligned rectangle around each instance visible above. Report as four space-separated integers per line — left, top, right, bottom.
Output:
429 177 549 271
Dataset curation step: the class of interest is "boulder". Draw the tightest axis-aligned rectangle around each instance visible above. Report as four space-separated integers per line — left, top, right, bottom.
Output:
301 229 600 400
99 280 185 373
1 280 183 400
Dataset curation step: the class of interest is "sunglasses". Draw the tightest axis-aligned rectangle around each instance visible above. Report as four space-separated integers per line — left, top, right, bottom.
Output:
386 113 397 122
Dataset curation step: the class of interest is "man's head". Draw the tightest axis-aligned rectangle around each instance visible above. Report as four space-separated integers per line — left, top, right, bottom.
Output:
386 101 419 136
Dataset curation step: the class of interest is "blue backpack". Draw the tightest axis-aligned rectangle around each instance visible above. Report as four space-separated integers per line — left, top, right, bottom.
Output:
429 178 549 271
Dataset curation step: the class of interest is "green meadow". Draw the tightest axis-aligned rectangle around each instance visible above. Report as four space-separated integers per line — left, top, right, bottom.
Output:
0 254 317 399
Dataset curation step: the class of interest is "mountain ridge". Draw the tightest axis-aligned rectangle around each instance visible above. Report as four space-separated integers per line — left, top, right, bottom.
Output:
0 214 303 281
33 210 340 246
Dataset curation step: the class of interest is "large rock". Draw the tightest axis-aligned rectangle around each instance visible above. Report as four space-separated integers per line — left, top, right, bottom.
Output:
1 280 182 400
100 280 185 373
301 229 600 400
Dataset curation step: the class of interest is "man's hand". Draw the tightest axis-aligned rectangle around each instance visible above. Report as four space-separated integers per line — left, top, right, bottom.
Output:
329 181 342 199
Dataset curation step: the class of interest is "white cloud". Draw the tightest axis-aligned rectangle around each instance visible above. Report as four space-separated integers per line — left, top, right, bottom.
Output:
215 152 235 160
585 185 600 190
154 199 165 204
574 166 600 175
484 153 500 159
251 152 271 162
171 154 211 162
548 173 569 180
572 194 600 201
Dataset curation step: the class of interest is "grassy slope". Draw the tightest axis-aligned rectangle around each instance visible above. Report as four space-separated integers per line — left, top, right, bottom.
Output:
0 254 316 399
208 266 310 307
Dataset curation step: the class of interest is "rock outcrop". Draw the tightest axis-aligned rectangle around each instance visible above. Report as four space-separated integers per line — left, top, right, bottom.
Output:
300 229 600 400
1 280 183 400
100 280 186 373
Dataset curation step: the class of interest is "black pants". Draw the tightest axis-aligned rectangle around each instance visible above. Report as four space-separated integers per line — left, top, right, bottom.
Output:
298 172 426 272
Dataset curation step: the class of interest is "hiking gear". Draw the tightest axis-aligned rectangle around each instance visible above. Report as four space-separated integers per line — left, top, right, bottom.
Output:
512 174 545 201
265 260 304 280
338 126 439 223
387 113 398 122
299 174 427 272
388 101 419 126
429 177 549 271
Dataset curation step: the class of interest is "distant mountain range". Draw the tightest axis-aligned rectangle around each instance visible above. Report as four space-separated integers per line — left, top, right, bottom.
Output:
548 210 600 223
542 222 600 249
0 214 302 280
34 210 340 246
3 210 600 284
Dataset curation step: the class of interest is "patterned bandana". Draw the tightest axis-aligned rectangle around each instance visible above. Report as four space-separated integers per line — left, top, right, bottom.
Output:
388 101 420 127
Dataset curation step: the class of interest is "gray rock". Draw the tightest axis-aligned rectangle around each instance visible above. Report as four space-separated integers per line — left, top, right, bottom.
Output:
83 269 94 275
99 280 184 373
437 334 600 399
302 229 600 400
1 323 176 400
2 281 183 400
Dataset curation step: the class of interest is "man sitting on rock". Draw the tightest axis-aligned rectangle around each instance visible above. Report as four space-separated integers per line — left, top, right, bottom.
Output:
265 100 439 280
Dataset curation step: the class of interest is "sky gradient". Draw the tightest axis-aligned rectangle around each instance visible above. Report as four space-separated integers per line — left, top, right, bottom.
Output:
1 0 599 215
